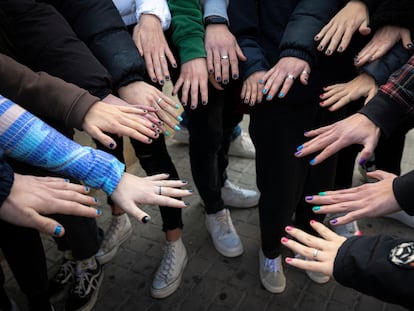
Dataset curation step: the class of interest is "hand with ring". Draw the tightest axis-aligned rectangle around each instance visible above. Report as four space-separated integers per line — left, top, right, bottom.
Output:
261 57 311 101
281 221 346 277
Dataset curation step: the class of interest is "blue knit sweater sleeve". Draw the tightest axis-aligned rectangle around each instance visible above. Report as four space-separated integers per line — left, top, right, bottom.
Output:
0 96 125 195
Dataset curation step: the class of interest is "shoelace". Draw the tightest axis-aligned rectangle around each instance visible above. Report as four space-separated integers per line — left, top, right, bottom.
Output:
157 243 176 281
73 269 97 298
55 260 75 282
264 257 278 273
216 211 233 235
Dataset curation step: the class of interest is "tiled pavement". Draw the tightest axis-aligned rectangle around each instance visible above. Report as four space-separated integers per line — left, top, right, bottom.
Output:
4 117 414 311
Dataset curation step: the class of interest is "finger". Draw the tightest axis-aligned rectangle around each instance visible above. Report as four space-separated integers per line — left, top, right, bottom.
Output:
309 221 341 241
221 51 231 84
358 21 371 36
206 48 214 74
165 48 177 69
213 49 222 82
338 27 355 52
31 211 66 237
159 54 171 81
401 30 413 49
143 53 157 83
367 169 395 181
299 69 310 85
152 54 165 85
50 199 102 218
284 226 326 251
327 210 365 227
314 22 331 42
116 199 152 224
357 147 376 168
235 42 247 62
318 24 338 52
86 127 117 149
282 237 319 260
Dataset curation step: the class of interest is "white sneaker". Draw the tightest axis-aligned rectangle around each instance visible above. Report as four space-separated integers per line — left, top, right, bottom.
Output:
384 211 414 229
172 127 189 144
95 214 132 264
151 238 188 299
295 254 330 284
326 213 361 238
221 180 259 208
205 209 244 257
259 250 286 293
228 131 256 159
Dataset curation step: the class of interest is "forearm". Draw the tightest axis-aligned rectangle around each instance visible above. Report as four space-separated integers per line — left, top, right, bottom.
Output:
136 0 171 30
0 96 125 195
334 235 414 309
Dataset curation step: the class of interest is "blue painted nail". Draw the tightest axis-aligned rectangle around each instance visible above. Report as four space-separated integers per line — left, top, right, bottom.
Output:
266 94 273 100
262 88 267 94
309 158 316 165
165 130 170 137
54 225 62 236
96 209 102 215
93 197 98 203
297 145 304 151
278 92 284 98
233 74 239 79
174 125 181 131
305 196 313 201
312 206 321 212
175 104 181 109
85 186 90 192
64 178 70 182
259 79 264 84
318 192 326 196
177 115 183 122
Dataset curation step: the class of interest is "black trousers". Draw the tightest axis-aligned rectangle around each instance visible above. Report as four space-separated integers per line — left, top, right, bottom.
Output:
186 82 244 214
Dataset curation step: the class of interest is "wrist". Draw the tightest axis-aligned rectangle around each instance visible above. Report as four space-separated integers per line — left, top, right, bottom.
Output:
204 15 228 27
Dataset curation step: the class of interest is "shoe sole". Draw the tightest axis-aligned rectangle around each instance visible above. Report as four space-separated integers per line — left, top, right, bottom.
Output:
305 270 330 284
260 280 286 294
150 255 188 299
95 228 132 265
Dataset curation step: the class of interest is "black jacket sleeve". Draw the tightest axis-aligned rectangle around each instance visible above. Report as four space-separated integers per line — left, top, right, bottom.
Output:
0 148 14 208
370 0 414 33
48 0 146 90
334 235 414 309
393 170 414 216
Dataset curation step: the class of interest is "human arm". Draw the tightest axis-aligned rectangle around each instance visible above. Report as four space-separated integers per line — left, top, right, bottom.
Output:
0 96 192 221
282 221 414 309
169 0 209 108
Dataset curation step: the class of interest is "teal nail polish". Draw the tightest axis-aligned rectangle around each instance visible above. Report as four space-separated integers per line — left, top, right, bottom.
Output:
54 225 62 236
177 115 183 122
266 94 273 100
278 92 284 98
259 79 264 84
310 158 316 165
165 130 170 137
262 88 267 94
318 192 326 196
174 125 181 131
312 206 321 212
175 104 181 109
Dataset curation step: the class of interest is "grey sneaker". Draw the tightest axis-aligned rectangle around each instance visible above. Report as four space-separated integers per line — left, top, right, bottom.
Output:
95 213 132 264
259 250 286 293
228 131 256 159
151 238 188 299
221 180 259 208
295 254 330 284
205 209 243 257
48 258 76 301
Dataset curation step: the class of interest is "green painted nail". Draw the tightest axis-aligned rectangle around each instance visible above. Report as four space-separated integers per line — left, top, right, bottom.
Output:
318 192 326 196
312 206 321 212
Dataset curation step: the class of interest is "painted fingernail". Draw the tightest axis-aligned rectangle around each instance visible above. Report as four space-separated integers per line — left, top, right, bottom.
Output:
209 69 214 74
177 115 183 122
152 77 157 82
142 215 151 223
318 192 326 196
262 88 267 94
330 218 338 225
286 226 293 231
297 145 304 151
165 130 170 137
314 35 319 40
184 201 190 206
233 74 239 79
223 79 229 84
109 142 115 149
320 101 324 106
54 225 62 236
165 76 170 81
358 157 366 166
96 209 102 215
267 94 273 100
318 45 323 50
181 101 187 106
278 92 284 98
159 80 165 85
294 150 302 156
355 230 363 236
64 178 70 182
312 206 321 212
259 79 264 84
84 186 90 192
310 220 316 224
175 104 181 109
174 125 181 131
93 197 98 203
202 101 208 105
407 43 414 50
338 46 343 52
326 49 331 55
173 63 178 68
309 158 316 165
147 138 153 143
216 76 221 82
286 257 293 263
305 196 313 201
191 105 196 109
281 237 289 243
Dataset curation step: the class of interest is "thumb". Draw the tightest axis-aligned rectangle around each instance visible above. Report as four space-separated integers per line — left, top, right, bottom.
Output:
357 147 375 168
367 169 397 181
400 29 413 50
359 20 371 36
30 212 66 237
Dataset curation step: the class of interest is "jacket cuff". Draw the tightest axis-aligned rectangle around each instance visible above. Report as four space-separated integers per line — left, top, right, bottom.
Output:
136 0 171 30
202 0 229 23
393 172 414 216
0 153 14 208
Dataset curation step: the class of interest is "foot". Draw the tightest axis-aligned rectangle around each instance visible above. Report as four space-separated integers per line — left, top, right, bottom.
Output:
228 131 255 159
95 213 132 265
151 238 188 299
259 250 286 293
221 180 259 208
48 257 76 301
65 260 104 311
205 209 243 257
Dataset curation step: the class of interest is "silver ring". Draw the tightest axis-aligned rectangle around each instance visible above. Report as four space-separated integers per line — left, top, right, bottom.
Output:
156 97 162 104
158 186 162 195
301 70 310 75
312 249 319 258
286 74 295 80
221 55 229 60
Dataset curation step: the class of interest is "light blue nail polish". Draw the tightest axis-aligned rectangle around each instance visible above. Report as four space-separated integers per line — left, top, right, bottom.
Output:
84 186 90 192
318 192 326 196
278 92 284 98
259 79 264 84
64 178 70 182
310 158 316 165
174 125 181 131
312 206 321 212
93 197 98 203
297 145 304 151
175 104 180 109
54 225 62 236
96 209 102 215
266 94 272 100
262 88 267 94
177 115 183 122
165 130 170 137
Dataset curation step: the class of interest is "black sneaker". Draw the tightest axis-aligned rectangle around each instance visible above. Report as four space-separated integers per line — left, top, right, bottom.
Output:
48 258 76 301
65 261 104 311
